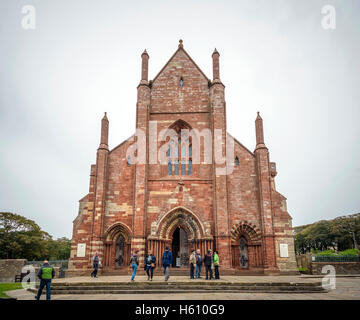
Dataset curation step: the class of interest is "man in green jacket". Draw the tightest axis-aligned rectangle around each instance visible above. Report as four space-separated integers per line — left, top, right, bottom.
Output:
35 260 55 300
213 251 220 279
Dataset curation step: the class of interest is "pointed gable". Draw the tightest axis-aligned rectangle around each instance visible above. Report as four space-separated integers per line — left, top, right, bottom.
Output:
150 45 210 114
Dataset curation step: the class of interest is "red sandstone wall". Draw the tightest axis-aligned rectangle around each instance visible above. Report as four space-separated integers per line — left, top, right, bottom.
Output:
146 180 214 236
151 49 209 114
227 140 261 230
103 140 135 232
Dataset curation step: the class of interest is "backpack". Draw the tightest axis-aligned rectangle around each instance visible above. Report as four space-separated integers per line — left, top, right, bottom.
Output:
130 254 138 265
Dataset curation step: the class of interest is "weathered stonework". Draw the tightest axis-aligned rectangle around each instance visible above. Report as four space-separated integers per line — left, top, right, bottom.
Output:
69 40 298 275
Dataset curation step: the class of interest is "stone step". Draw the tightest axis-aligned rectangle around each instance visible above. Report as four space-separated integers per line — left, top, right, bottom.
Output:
29 280 325 294
100 269 265 276
28 285 325 294
50 281 321 287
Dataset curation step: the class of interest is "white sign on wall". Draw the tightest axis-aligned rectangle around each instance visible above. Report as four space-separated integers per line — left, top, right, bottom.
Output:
77 243 86 258
279 243 289 258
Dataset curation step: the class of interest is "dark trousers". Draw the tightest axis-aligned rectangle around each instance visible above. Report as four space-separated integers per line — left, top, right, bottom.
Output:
190 263 195 279
91 263 98 277
214 266 220 279
36 279 51 300
205 265 213 279
146 266 154 279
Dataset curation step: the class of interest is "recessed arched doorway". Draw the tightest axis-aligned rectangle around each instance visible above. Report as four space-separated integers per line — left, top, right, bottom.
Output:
231 223 263 269
103 222 132 269
171 227 189 267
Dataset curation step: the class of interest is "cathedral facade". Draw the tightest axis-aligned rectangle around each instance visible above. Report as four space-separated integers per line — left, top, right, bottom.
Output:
69 40 297 275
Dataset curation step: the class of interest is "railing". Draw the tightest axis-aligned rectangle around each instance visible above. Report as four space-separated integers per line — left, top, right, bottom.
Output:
311 255 359 262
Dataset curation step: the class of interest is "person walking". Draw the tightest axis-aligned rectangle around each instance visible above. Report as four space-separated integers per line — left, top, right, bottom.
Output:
204 249 213 280
90 252 100 278
130 250 139 281
162 246 172 281
195 249 202 278
145 251 156 281
189 250 196 279
34 260 55 300
213 250 220 279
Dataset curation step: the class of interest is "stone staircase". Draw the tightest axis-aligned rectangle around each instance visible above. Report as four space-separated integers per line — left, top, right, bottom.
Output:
100 267 265 276
28 280 326 295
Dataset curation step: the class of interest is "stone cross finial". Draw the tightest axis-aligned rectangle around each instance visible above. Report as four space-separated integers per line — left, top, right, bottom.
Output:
179 39 183 48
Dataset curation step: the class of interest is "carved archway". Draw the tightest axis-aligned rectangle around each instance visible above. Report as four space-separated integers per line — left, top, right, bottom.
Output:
103 222 132 268
230 222 263 269
147 207 213 267
158 207 205 240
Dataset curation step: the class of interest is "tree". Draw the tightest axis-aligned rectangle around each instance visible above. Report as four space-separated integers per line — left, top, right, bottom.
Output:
294 213 360 254
47 237 71 260
0 212 51 260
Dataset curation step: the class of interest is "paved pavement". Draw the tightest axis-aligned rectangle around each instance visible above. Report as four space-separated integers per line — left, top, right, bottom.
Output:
6 275 360 300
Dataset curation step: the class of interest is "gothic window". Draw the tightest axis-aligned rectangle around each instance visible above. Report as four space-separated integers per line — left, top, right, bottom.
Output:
167 124 192 176
179 76 184 87
235 156 239 167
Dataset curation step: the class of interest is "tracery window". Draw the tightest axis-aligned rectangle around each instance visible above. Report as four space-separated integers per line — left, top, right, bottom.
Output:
167 127 192 176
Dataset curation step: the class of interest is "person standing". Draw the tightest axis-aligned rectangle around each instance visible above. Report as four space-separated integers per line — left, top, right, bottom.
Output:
90 252 100 278
189 250 196 279
195 249 202 278
130 250 139 281
162 246 172 281
145 251 156 281
213 250 220 279
34 260 55 300
204 249 213 280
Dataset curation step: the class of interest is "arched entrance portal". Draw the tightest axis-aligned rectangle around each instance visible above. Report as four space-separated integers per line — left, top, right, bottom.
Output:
231 222 263 269
147 207 213 267
103 222 132 269
171 227 189 267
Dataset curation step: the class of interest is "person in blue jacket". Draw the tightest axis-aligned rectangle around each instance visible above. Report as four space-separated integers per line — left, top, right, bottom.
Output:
162 246 173 281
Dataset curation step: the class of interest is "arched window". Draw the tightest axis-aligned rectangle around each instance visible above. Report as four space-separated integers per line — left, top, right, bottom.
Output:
235 156 239 167
179 76 184 87
167 123 192 176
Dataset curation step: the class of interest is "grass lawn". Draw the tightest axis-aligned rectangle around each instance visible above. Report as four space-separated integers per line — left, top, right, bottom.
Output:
0 283 24 298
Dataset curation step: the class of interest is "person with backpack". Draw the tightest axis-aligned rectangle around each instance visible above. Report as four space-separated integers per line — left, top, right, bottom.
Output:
195 249 202 278
213 250 220 279
145 251 156 281
34 260 55 300
162 246 172 281
130 250 139 281
204 249 213 280
91 252 100 278
189 250 196 279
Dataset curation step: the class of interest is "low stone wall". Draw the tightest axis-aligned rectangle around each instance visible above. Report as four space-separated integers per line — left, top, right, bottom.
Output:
0 259 27 282
296 253 312 270
311 262 360 275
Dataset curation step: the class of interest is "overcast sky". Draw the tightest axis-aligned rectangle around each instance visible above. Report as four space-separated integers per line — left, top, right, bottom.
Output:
0 0 359 239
